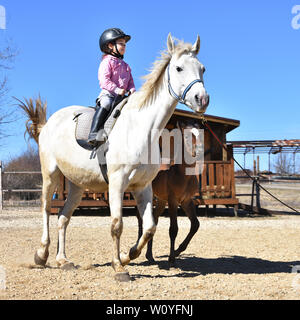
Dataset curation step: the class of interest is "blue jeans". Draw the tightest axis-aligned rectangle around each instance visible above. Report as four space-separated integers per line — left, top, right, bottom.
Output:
98 94 115 112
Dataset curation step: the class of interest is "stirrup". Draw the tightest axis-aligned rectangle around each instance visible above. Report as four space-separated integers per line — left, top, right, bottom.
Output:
87 137 98 146
87 129 107 146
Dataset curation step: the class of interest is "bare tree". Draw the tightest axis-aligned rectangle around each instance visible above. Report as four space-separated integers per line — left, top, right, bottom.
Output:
0 41 18 142
273 153 293 175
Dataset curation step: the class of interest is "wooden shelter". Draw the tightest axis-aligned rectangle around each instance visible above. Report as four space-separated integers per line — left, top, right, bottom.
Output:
51 109 240 214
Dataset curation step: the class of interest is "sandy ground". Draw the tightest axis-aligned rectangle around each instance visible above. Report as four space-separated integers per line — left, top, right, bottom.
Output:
0 203 300 300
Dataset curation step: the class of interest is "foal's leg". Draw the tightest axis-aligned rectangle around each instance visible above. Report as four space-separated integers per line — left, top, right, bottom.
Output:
135 208 143 242
168 197 179 267
56 181 83 268
34 167 61 267
145 199 167 263
174 199 200 258
135 198 166 263
121 184 156 266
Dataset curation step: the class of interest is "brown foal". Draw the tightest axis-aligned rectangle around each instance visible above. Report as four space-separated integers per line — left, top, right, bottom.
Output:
137 120 201 266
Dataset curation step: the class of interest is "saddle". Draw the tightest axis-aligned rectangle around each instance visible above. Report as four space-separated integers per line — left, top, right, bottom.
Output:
73 96 129 151
73 97 129 184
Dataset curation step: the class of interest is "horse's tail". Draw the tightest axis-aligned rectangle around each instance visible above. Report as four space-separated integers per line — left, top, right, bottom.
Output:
15 96 47 144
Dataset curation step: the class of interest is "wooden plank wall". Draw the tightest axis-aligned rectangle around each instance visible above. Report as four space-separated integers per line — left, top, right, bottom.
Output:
198 161 232 199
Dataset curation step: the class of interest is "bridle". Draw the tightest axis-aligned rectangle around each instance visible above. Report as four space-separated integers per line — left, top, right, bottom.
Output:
167 64 203 106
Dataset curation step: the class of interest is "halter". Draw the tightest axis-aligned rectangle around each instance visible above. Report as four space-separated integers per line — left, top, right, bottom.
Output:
167 64 203 106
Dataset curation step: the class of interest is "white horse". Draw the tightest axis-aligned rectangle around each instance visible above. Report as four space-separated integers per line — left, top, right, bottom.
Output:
19 34 209 282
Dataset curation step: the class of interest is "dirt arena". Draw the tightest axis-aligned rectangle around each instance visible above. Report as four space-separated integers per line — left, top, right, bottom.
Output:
1 186 300 300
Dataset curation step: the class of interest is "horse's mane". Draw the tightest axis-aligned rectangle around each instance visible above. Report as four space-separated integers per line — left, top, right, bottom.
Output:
131 40 194 109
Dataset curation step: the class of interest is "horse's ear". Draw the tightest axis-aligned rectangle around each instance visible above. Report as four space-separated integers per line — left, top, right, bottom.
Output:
167 33 175 54
192 35 200 55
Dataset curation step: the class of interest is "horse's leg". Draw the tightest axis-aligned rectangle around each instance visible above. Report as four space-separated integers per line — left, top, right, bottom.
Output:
34 168 62 267
56 181 83 269
109 175 131 282
145 199 167 263
168 197 179 267
174 199 200 257
120 184 156 266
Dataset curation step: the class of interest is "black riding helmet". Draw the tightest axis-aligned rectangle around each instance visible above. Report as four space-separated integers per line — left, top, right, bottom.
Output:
99 28 131 58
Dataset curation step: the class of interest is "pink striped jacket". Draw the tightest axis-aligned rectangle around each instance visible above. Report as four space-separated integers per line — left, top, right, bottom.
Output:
98 54 135 96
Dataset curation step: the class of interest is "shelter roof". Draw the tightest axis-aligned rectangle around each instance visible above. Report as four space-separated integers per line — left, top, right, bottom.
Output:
174 108 240 133
227 139 300 154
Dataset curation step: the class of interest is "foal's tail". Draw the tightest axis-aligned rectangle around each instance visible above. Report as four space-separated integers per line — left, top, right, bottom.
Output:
15 95 47 144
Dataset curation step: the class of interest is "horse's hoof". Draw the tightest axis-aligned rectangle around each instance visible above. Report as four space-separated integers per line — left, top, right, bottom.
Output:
34 251 48 267
168 260 176 269
174 250 181 257
120 252 130 266
114 272 131 282
60 262 76 271
146 256 156 264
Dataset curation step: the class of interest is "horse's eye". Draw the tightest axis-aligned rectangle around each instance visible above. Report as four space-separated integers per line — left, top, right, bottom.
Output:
176 66 183 72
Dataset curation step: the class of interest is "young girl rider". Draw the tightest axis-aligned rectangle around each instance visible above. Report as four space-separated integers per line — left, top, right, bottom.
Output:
87 28 136 146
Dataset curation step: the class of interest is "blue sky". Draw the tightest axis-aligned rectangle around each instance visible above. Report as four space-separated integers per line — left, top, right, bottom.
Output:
0 0 299 170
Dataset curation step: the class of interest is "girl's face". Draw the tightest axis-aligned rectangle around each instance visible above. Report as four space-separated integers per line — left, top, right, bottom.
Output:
108 38 127 56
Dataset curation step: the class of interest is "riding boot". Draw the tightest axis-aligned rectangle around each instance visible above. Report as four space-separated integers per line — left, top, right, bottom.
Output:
87 107 110 146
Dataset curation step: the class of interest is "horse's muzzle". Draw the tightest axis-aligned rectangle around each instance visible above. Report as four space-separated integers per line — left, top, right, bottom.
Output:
195 94 210 113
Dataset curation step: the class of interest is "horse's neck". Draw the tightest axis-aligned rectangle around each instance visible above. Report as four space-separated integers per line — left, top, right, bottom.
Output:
152 86 177 133
134 73 177 140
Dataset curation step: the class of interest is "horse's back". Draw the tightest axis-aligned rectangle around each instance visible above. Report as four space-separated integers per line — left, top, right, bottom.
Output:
39 105 109 189
40 105 89 141
47 105 89 124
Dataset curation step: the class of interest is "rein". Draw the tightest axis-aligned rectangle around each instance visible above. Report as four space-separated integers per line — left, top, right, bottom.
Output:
167 64 203 106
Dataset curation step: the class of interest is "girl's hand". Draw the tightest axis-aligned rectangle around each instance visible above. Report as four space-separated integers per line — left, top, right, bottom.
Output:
119 89 126 96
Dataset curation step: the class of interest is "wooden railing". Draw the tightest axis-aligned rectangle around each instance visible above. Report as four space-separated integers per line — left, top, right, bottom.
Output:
51 158 238 213
194 159 238 206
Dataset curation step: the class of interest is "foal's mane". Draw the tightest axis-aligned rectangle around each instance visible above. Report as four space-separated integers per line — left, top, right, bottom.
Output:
131 40 194 109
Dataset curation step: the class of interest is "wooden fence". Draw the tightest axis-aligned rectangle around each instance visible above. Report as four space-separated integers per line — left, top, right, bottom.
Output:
1 158 240 214
51 158 239 214
0 161 42 210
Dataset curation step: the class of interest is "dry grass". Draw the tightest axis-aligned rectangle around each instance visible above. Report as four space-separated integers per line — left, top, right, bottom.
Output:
236 182 300 213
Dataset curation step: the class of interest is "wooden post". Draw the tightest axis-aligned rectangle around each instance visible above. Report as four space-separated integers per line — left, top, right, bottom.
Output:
228 147 238 217
0 161 2 211
256 177 261 209
257 156 260 175
222 131 227 162
250 178 255 213
205 205 209 217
